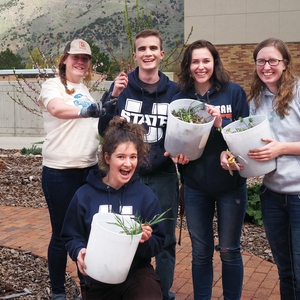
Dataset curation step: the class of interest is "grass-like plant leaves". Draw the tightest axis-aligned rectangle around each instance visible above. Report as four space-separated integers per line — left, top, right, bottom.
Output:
108 208 173 240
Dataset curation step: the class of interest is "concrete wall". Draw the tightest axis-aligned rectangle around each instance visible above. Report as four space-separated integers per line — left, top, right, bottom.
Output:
184 0 300 44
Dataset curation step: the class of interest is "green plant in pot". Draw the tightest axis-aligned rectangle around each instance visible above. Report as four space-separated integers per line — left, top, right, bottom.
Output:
224 117 255 133
165 99 215 161
109 208 172 238
171 102 208 124
221 115 276 178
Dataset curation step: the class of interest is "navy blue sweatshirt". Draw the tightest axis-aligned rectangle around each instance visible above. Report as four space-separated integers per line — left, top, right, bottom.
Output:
173 82 249 194
61 169 165 281
98 67 179 175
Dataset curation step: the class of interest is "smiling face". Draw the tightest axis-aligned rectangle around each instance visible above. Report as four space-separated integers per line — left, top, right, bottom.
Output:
133 35 164 73
64 54 91 83
255 46 286 93
189 47 214 95
104 142 138 190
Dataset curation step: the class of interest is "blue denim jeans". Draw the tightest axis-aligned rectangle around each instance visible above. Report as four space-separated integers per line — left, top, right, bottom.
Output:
260 185 300 300
140 171 179 300
184 183 247 300
42 165 98 295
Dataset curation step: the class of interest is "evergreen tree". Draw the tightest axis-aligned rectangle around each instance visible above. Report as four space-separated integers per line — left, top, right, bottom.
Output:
0 48 25 69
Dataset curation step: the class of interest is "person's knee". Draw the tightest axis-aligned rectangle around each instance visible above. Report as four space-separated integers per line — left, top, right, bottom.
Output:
216 245 242 263
128 267 162 300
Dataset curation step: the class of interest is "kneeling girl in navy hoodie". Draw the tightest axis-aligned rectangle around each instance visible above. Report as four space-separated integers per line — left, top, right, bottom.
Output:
61 116 165 300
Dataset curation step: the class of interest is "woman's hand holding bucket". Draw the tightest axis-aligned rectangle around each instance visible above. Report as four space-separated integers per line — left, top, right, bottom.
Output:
77 248 88 275
140 224 153 243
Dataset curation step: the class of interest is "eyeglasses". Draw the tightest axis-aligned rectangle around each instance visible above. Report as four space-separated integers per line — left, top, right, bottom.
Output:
255 59 285 66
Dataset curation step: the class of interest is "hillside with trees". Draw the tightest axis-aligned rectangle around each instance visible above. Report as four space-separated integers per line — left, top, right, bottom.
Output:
0 0 184 61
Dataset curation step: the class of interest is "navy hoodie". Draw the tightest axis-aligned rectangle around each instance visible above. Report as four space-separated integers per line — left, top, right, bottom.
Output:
61 169 165 282
98 67 179 175
173 82 249 194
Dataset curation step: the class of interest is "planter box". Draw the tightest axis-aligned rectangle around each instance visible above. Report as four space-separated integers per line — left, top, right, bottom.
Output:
164 99 215 161
221 115 276 178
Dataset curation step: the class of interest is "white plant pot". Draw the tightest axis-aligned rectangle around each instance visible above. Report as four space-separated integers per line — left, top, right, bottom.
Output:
164 99 215 161
221 115 276 178
84 213 142 284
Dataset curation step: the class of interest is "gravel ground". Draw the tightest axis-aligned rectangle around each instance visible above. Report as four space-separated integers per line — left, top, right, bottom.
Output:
0 149 273 299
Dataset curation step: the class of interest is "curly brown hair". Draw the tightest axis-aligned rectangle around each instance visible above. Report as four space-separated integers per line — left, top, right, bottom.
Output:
57 53 93 95
247 38 297 119
177 40 230 93
99 116 150 172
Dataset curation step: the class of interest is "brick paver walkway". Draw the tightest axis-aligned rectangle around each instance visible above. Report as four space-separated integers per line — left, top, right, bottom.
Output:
0 206 280 299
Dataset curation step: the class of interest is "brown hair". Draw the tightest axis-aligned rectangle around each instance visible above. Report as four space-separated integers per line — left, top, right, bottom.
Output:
99 116 150 172
134 29 163 52
177 40 230 92
57 53 93 95
247 38 297 118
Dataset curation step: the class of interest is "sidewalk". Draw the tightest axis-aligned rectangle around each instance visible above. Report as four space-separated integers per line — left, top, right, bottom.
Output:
0 205 280 300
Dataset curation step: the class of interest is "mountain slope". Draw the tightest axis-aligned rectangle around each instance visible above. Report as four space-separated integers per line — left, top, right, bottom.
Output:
0 0 184 57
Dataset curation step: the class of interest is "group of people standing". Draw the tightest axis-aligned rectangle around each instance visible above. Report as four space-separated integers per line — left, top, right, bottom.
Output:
38 30 300 300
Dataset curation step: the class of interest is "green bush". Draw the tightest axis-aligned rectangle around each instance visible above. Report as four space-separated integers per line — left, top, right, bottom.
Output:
246 183 263 226
21 144 42 156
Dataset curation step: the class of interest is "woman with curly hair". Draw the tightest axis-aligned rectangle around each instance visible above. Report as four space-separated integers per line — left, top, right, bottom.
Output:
61 116 165 300
247 38 300 299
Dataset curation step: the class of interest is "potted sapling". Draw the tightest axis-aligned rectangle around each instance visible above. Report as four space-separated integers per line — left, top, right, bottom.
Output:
84 209 171 284
221 115 276 178
164 99 215 160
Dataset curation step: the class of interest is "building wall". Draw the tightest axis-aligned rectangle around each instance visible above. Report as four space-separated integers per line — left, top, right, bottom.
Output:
184 0 300 93
184 0 300 45
216 43 300 94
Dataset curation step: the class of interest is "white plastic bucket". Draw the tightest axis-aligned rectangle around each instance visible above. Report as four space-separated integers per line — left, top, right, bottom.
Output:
84 213 142 284
164 99 215 161
221 115 276 178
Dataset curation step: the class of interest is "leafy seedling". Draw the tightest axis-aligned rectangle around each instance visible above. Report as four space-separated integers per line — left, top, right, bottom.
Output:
225 117 254 133
172 102 207 124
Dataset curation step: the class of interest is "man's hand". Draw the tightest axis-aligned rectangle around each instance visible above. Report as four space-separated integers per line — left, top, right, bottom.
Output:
112 72 128 97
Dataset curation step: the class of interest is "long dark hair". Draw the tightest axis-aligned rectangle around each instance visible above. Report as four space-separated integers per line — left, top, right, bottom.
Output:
177 40 230 92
